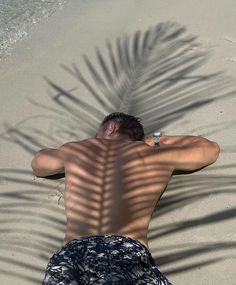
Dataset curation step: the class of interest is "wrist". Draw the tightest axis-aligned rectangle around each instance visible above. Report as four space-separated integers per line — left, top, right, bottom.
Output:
153 131 162 147
144 132 163 147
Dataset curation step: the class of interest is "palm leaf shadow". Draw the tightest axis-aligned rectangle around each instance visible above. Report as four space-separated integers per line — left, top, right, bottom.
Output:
149 168 236 275
42 22 235 138
0 168 66 283
0 22 236 283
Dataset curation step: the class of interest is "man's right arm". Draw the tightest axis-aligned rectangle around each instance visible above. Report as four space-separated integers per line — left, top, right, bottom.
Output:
145 135 220 171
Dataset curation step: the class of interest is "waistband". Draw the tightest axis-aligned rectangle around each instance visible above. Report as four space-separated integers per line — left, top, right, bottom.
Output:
66 234 150 252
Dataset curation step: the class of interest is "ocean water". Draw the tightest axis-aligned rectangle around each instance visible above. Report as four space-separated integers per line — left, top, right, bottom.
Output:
0 0 67 59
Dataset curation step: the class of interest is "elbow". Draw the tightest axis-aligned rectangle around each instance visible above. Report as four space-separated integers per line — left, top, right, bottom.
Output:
210 141 221 163
31 157 41 177
31 155 45 177
31 157 36 173
199 139 220 167
214 141 221 158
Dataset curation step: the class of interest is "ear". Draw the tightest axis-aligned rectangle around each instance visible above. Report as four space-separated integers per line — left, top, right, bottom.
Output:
105 121 118 135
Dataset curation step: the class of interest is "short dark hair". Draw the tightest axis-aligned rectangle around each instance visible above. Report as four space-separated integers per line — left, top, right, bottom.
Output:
101 112 144 141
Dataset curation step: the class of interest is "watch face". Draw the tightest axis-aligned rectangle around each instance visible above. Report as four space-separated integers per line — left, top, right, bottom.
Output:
153 131 161 137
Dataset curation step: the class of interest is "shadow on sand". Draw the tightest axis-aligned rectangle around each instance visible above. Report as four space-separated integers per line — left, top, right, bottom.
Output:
0 22 235 283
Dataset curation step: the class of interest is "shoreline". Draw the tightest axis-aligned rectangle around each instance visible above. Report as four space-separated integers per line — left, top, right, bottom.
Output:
0 0 68 61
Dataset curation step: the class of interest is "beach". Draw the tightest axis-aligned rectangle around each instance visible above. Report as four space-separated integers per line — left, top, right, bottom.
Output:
0 0 235 284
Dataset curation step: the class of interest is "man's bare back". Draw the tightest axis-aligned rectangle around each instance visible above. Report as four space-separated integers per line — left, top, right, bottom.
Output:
33 113 220 284
62 138 173 248
32 136 219 249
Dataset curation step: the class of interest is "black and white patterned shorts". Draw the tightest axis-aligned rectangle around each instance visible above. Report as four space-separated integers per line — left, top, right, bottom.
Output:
42 235 172 284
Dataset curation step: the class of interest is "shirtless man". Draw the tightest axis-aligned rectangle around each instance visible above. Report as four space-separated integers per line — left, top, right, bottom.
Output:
31 112 220 285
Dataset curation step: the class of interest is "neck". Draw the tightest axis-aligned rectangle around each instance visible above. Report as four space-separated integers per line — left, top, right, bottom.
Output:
96 134 133 142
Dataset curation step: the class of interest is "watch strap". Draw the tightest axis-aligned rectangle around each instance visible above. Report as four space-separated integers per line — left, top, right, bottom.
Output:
153 131 162 146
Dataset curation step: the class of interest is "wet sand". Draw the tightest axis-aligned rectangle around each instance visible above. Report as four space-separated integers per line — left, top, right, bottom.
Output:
0 0 68 59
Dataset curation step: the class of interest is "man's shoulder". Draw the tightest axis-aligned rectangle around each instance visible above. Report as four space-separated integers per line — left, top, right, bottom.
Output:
60 138 104 153
61 138 93 147
61 139 150 152
58 140 88 154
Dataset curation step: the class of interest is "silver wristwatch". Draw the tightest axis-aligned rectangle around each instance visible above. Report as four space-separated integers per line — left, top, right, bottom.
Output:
153 131 162 146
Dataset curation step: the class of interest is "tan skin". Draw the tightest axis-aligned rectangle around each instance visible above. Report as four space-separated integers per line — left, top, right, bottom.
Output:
31 121 220 248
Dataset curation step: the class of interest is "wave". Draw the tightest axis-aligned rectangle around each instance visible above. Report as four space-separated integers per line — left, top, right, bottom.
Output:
0 0 67 59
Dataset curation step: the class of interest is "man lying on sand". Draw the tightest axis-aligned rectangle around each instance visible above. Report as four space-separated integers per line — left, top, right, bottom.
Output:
31 112 220 284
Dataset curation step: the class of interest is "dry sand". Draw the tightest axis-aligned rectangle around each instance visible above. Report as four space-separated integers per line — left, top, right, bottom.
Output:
0 0 235 284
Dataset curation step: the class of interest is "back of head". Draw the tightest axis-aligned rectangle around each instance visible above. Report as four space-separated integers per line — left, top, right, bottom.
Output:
101 112 144 141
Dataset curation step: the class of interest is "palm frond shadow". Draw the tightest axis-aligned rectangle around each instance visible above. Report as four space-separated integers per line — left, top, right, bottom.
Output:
149 169 236 275
0 169 66 283
0 169 235 282
47 22 234 136
0 22 236 283
154 240 236 275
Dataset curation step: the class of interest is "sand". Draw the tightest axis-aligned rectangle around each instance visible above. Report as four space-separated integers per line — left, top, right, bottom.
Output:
0 0 235 284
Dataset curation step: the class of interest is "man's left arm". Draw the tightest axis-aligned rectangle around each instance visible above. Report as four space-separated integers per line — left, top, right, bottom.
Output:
31 145 66 177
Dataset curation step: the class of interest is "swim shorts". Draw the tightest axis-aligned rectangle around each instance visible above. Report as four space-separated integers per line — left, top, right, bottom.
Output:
42 235 172 285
